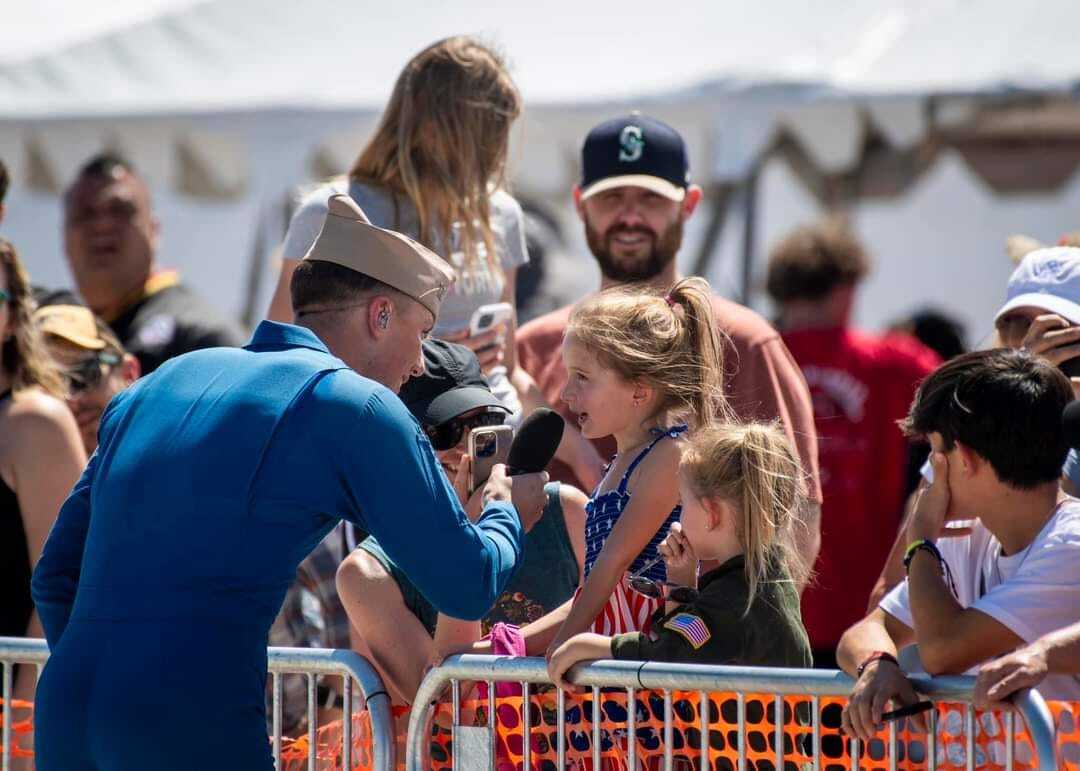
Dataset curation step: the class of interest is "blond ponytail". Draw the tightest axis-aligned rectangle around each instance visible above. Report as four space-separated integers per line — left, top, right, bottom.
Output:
680 422 807 612
566 277 732 429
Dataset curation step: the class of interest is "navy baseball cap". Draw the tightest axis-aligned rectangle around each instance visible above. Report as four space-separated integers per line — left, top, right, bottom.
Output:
580 114 690 202
400 339 509 427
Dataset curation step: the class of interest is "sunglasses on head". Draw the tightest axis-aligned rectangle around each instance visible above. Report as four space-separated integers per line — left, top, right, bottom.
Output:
64 352 120 394
627 554 700 604
425 409 505 452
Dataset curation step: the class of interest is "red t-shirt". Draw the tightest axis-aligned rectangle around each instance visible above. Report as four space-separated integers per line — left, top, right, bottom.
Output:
784 327 940 650
516 297 822 503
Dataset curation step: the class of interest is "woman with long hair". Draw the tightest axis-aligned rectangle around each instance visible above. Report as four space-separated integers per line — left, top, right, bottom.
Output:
266 36 604 483
268 37 524 399
0 239 86 727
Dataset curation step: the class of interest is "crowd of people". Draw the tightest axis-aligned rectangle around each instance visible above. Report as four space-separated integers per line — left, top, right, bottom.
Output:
2 34 1079 769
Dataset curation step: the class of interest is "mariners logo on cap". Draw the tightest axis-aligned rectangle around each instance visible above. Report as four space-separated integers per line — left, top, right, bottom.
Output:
581 114 689 202
619 125 644 163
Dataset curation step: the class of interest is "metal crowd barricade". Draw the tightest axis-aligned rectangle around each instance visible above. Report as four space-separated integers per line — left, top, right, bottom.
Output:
405 654 1062 770
0 637 47 771
268 646 394 771
0 637 395 771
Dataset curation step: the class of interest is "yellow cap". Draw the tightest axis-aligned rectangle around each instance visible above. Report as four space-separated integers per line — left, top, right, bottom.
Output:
34 305 106 350
302 194 455 318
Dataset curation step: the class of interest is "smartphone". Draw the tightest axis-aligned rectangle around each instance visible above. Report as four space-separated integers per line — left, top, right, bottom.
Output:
468 425 513 493
469 302 514 337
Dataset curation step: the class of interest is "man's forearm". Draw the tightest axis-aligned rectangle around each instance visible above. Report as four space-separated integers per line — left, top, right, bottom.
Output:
837 612 900 676
1040 621 1080 674
906 548 967 672
516 598 574 656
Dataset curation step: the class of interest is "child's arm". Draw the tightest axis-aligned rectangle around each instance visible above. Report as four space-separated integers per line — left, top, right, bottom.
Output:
469 597 573 656
548 633 613 691
610 604 739 665
659 522 699 614
548 440 682 654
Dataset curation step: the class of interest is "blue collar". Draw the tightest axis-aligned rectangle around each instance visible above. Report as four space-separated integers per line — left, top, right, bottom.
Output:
244 321 332 355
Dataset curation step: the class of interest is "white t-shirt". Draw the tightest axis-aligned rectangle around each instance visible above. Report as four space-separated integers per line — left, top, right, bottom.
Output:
282 177 529 420
879 498 1080 700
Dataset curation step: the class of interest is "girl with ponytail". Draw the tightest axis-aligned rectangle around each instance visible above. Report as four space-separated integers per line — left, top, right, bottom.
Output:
531 277 731 658
549 421 813 686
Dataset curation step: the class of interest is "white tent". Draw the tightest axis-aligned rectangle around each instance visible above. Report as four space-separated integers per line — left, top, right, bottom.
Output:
2 0 1079 339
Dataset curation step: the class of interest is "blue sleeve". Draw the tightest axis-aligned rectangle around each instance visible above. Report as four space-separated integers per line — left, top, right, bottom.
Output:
322 379 523 620
31 449 99 646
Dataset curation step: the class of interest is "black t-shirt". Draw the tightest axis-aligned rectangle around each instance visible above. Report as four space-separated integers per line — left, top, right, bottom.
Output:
110 284 246 374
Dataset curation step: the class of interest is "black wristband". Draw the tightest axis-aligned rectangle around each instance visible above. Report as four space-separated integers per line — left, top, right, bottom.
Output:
856 651 899 678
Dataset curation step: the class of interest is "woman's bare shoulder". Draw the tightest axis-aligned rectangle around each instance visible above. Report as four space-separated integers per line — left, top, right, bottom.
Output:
1 388 80 457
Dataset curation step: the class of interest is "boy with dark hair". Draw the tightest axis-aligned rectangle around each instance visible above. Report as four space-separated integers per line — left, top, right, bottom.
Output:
766 218 940 668
838 349 1080 739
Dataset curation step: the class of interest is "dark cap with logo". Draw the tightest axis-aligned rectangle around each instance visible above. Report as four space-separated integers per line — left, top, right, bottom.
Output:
400 339 510 427
580 114 689 202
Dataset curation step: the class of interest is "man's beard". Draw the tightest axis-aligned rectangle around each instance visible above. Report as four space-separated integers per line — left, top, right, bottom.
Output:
585 218 684 283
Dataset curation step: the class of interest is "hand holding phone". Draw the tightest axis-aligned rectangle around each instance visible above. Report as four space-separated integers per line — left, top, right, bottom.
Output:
468 425 513 493
469 302 514 337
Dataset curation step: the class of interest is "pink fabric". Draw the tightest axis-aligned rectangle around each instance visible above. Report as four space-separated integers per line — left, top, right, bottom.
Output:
477 623 525 699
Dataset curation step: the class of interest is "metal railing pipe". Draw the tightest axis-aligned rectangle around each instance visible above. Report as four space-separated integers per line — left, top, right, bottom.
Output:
405 654 1062 771
0 638 394 771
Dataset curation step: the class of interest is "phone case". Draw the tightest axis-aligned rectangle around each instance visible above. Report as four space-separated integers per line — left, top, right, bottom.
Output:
468 425 513 492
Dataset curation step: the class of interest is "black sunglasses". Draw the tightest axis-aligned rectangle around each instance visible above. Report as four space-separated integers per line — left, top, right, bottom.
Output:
425 410 505 451
64 352 120 394
627 554 700 604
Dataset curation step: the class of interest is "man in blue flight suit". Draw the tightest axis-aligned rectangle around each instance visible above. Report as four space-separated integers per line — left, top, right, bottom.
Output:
30 194 549 770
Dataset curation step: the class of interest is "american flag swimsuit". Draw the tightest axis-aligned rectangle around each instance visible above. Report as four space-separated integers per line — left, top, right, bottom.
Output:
578 425 687 636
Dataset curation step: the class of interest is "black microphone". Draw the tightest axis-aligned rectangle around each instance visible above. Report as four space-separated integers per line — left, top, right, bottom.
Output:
507 408 565 475
1063 400 1080 450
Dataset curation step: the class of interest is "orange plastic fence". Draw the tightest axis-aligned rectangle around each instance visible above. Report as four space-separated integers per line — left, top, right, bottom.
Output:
3 695 1079 769
0 699 34 760
424 690 1052 771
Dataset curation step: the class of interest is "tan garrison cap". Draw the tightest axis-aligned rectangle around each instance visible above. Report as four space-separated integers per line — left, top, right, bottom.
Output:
34 305 106 350
303 194 455 318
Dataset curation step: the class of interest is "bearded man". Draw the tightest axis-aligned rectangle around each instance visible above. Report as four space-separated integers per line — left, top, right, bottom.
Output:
516 114 824 587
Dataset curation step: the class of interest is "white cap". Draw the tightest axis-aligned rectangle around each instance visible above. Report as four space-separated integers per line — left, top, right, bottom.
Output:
996 247 1080 324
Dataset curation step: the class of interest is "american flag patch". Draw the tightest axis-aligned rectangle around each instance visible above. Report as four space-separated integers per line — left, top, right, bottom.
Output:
663 613 711 649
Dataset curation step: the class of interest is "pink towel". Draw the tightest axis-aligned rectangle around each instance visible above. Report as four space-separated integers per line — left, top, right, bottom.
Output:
476 623 525 698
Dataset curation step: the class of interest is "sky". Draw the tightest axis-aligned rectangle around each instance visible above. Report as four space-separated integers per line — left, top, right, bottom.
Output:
0 0 200 62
